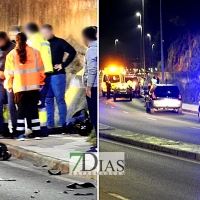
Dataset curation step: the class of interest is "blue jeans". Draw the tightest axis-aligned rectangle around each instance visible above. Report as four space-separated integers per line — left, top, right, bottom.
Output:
45 74 67 127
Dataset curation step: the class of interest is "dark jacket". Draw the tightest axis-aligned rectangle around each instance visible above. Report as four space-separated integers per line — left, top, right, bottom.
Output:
48 36 76 75
0 41 15 72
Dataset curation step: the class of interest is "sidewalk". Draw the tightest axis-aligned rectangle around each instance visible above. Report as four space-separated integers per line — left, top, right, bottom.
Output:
182 103 198 114
0 135 91 173
100 124 200 161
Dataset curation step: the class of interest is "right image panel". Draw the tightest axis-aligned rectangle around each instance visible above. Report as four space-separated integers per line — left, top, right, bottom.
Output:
99 0 200 200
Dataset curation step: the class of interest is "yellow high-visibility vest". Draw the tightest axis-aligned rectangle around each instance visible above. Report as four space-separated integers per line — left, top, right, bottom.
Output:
28 33 53 73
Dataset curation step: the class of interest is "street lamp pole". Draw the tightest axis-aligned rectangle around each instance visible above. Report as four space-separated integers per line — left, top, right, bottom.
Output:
115 39 118 53
160 0 165 83
142 0 146 75
152 43 155 68
147 33 151 68
138 24 143 71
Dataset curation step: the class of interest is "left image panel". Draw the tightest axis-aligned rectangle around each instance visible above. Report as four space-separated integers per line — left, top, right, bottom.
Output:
0 0 98 199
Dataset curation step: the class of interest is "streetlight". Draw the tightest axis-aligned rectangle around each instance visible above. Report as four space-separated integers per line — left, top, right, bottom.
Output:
142 0 146 75
136 12 141 25
147 33 151 44
115 39 118 52
160 0 164 82
151 44 155 68
137 24 143 72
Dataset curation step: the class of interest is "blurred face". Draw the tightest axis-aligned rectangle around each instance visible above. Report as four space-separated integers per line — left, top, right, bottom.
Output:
0 38 7 48
41 28 53 40
82 35 89 47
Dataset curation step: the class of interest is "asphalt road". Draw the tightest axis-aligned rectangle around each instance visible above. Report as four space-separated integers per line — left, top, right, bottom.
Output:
0 158 97 200
100 139 200 200
100 97 200 145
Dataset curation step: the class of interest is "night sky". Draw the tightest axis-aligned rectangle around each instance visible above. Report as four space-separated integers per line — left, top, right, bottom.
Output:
100 0 200 66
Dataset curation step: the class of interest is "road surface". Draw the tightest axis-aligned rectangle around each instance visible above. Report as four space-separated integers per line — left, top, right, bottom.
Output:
0 158 97 200
100 139 200 200
100 97 200 145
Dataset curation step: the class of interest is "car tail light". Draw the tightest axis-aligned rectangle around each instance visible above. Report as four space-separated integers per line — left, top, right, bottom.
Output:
178 94 182 100
152 92 156 99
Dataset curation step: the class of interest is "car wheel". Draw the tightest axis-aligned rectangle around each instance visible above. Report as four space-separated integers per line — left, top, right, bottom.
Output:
177 107 182 114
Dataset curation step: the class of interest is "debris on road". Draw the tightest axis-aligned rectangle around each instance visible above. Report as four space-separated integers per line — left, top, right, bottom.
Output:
0 178 16 181
48 170 61 175
46 180 51 183
67 182 95 189
74 193 94 196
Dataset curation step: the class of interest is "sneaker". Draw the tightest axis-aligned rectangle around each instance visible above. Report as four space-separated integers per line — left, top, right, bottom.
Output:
34 137 43 140
24 129 32 137
17 134 25 141
87 147 97 152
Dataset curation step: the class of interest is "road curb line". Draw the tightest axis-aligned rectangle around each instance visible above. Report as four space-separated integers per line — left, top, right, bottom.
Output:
6 144 69 172
183 108 198 114
3 143 97 180
100 132 200 161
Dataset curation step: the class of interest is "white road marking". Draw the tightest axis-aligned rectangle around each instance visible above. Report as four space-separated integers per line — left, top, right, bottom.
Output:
100 139 200 165
108 193 130 200
191 127 200 130
123 111 129 114
111 107 114 109
147 117 157 121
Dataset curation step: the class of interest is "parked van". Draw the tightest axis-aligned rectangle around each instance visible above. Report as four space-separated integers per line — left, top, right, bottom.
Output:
101 66 125 97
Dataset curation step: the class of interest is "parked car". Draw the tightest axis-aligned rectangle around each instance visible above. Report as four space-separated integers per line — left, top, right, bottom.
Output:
145 84 182 114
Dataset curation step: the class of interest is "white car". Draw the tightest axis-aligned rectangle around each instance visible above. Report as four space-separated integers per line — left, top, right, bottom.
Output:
145 84 182 114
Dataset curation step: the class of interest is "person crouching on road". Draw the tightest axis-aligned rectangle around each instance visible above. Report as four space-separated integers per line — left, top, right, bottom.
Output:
4 32 45 140
82 26 98 152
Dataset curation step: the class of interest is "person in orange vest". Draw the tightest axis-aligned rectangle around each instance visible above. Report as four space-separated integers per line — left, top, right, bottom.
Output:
4 32 45 140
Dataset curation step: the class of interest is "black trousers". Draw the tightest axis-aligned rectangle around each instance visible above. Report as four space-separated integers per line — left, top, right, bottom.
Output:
15 90 41 137
86 87 97 135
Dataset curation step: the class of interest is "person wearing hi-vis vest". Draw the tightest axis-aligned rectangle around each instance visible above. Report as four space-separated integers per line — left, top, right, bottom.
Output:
24 22 53 136
4 32 45 140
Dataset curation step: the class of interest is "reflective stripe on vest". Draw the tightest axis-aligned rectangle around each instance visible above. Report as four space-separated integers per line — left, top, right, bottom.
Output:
19 84 40 91
15 66 44 74
38 108 47 127
5 70 14 75
11 48 43 72
41 42 50 47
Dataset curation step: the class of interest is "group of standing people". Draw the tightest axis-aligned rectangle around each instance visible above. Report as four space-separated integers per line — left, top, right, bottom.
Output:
0 22 98 142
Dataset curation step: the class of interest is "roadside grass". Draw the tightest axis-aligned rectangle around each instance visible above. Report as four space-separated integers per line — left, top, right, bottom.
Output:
87 130 96 146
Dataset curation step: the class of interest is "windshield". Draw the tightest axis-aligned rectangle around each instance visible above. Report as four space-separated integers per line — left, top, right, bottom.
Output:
154 86 180 98
103 75 120 83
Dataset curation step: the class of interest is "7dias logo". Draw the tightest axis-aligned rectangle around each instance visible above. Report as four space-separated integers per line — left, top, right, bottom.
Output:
69 152 125 175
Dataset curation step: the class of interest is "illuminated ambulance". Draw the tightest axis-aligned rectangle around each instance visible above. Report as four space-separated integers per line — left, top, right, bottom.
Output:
101 65 133 101
101 65 126 97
